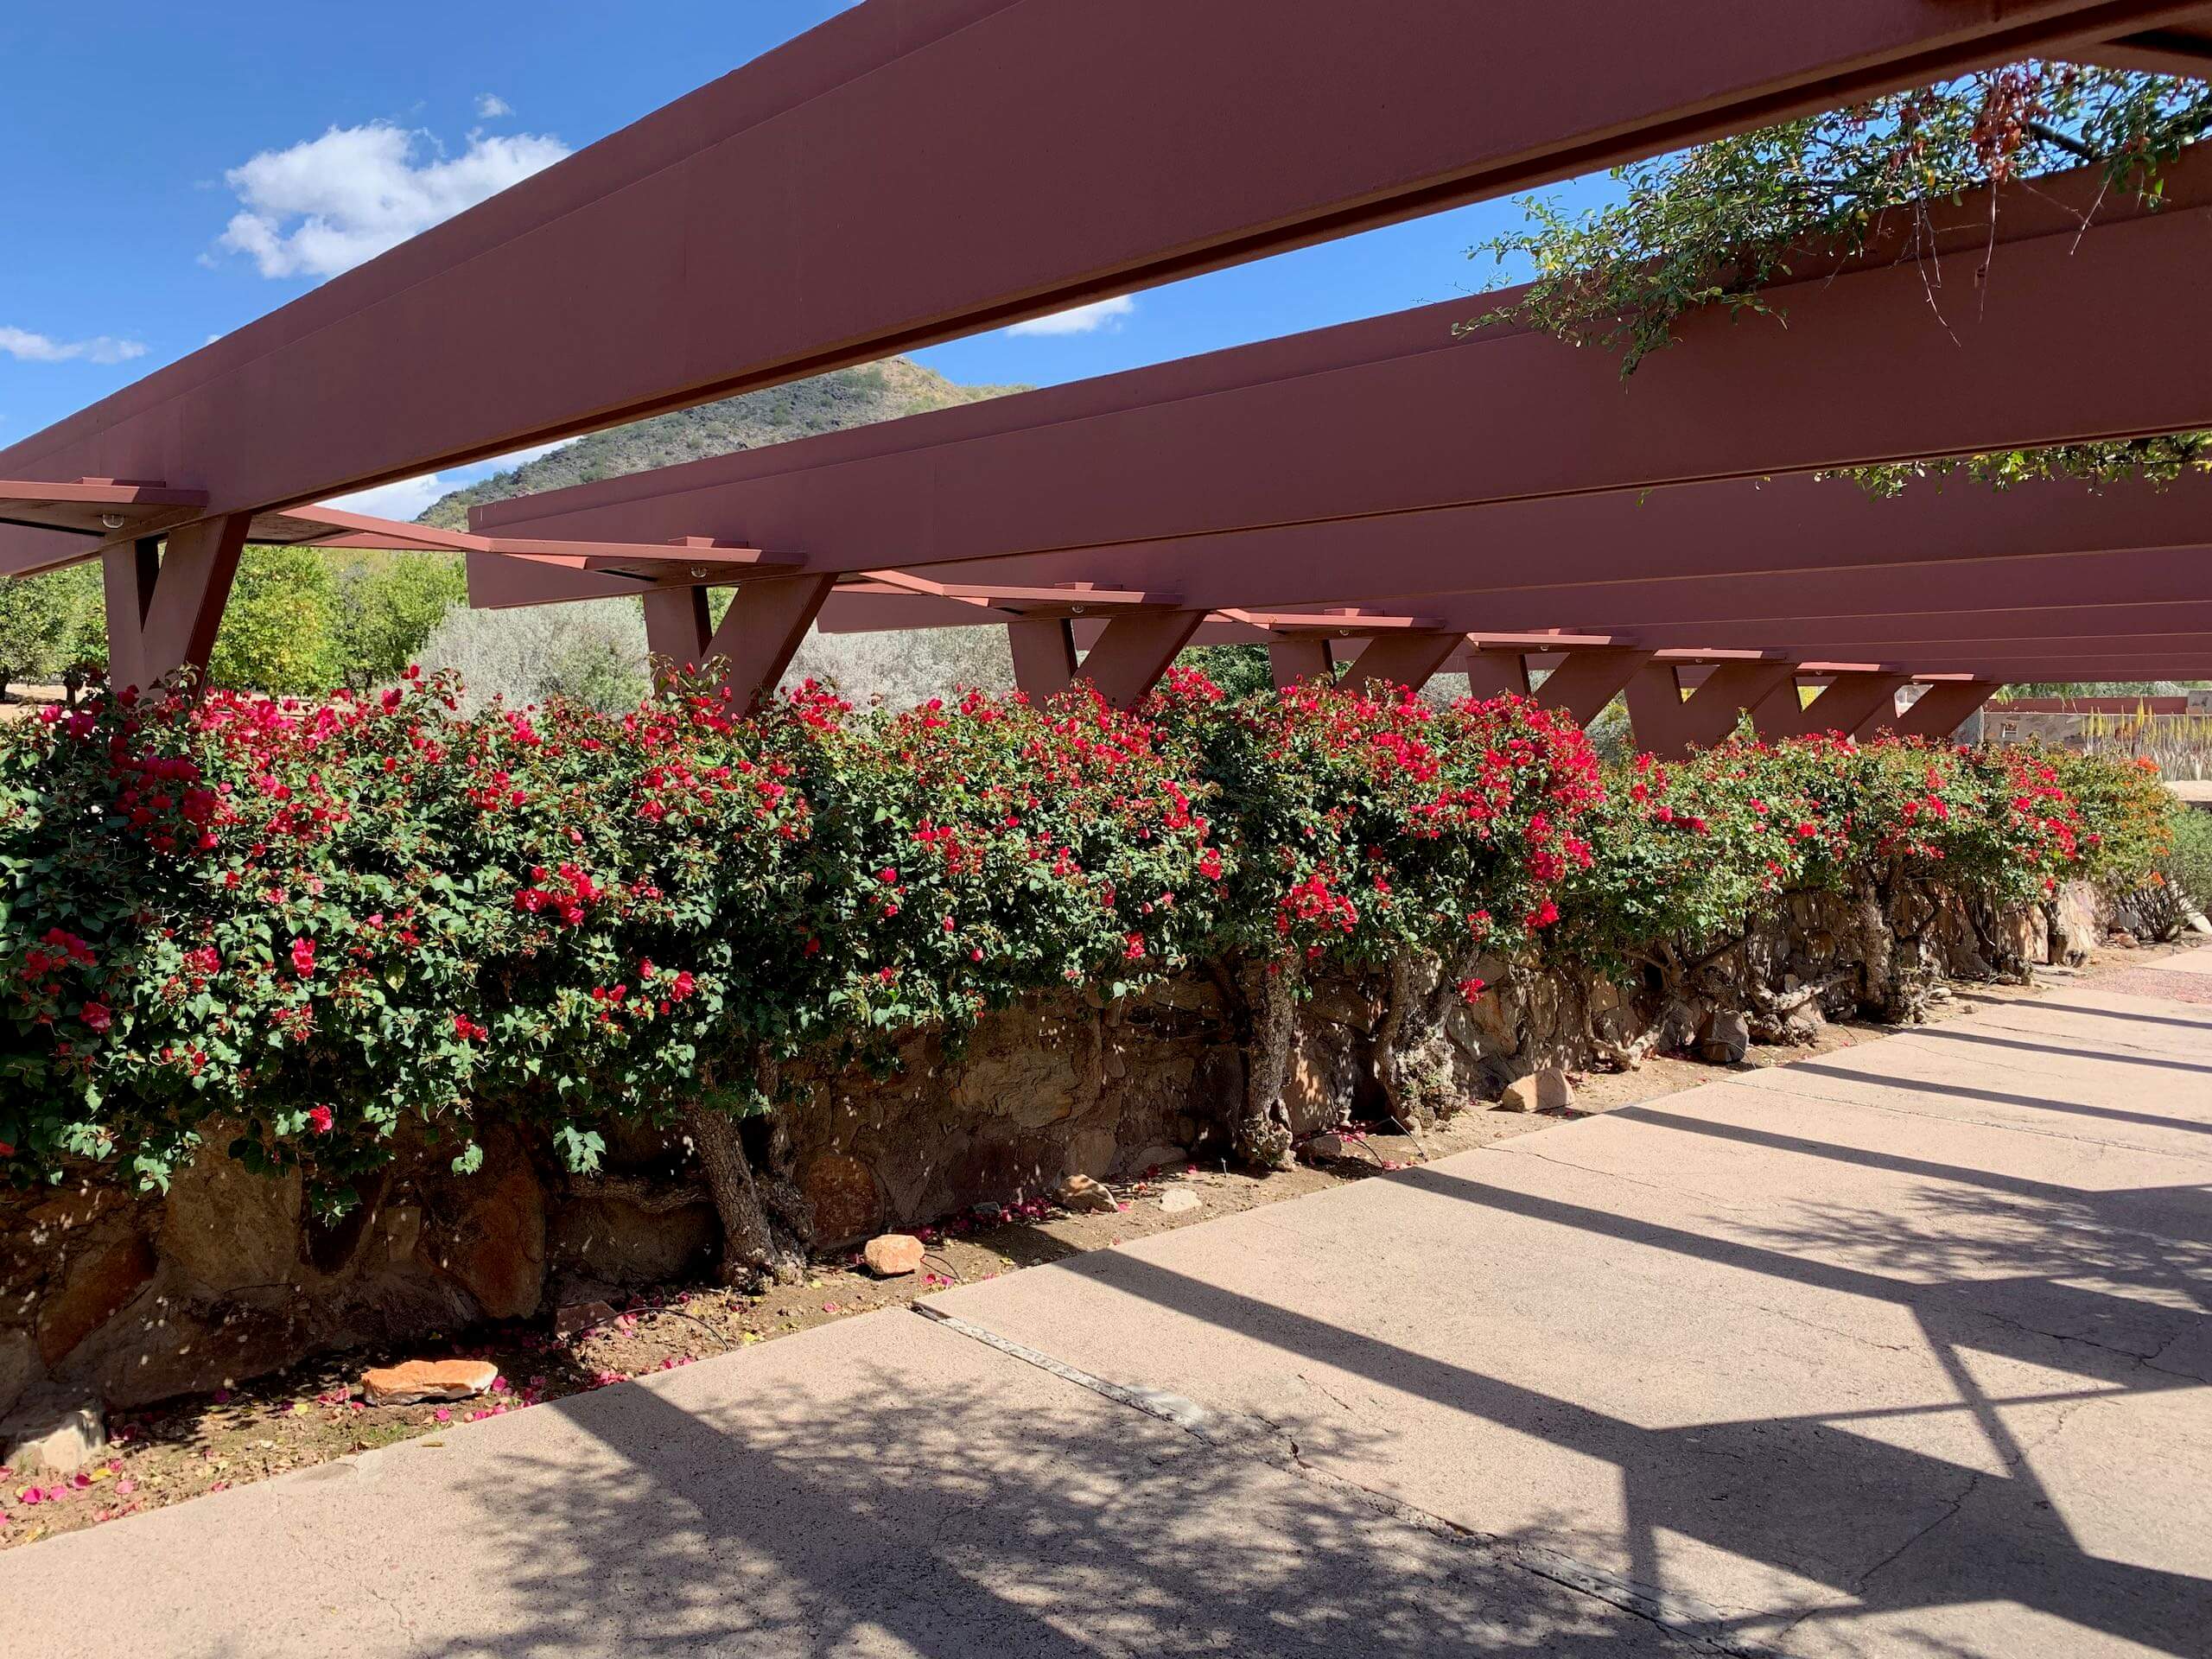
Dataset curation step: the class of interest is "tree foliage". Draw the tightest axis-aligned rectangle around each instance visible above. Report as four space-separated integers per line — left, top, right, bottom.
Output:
1469 63 2212 491
0 569 99 700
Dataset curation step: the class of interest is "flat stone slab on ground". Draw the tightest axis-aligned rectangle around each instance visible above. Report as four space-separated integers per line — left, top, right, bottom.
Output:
359 1359 500 1407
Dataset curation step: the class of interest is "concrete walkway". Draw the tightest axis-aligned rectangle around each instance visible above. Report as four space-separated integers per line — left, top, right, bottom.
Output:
6 964 2210 1656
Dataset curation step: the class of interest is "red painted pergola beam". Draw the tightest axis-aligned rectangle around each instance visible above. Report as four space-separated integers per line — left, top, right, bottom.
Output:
10 0 2174 575
478 156 2212 590
869 472 2212 624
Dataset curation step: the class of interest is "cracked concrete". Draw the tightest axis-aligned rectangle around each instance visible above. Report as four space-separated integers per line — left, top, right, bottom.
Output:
927 967 2212 1657
2 963 2206 1656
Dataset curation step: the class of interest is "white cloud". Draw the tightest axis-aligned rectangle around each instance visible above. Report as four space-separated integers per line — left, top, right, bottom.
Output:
215 122 571 280
0 325 148 365
1006 295 1135 336
324 439 575 524
327 473 452 521
476 93 514 119
482 438 573 472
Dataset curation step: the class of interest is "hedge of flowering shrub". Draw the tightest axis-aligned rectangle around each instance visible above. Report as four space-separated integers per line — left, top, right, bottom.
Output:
1554 731 2172 1015
0 670 2175 1279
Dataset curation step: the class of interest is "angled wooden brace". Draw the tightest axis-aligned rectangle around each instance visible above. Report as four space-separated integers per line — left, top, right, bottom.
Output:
1339 631 1464 696
645 576 836 708
1527 648 1654 728
1627 660 1799 758
1750 671 1907 741
102 515 253 694
1009 617 1080 699
1267 635 1335 690
1076 611 1204 709
642 586 715 679
1879 680 2003 742
704 575 838 711
1459 649 1532 701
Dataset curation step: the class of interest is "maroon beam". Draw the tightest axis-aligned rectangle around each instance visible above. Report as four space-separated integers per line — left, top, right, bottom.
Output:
1530 650 1656 728
1267 637 1334 691
1461 652 1534 700
1077 612 1204 709
1008 618 1080 698
100 516 252 694
1882 682 2005 740
480 156 2212 591
1626 660 1801 758
1751 672 1910 741
11 0 2169 575
1340 632 1465 696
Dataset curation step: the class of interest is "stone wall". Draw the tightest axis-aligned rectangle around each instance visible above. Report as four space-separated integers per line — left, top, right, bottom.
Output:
0 881 2107 1430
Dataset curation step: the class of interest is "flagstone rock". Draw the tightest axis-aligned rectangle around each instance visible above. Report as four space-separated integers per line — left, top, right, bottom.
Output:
1698 1010 1751 1065
556 1300 618 1338
360 1359 500 1407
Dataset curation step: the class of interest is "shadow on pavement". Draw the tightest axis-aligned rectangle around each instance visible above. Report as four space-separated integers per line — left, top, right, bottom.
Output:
423 1362 1691 1657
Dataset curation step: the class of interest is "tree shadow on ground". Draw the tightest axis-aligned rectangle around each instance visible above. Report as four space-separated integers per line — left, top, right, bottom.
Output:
416 1359 1693 1658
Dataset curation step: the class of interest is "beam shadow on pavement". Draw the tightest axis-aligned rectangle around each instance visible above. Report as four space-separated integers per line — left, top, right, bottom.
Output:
984 1157 2211 1656
1904 1026 2212 1083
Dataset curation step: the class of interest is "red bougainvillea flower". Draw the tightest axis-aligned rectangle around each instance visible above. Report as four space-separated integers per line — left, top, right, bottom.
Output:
1458 977 1488 1005
306 1106 334 1135
290 938 317 976
80 1002 113 1033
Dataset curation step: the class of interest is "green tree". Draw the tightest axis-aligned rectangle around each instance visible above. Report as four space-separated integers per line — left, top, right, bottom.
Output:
331 555 466 687
0 567 100 701
207 547 342 694
1175 645 1275 699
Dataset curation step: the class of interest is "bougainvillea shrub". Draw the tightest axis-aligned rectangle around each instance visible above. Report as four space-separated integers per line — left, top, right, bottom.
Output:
1150 671 1605 973
1556 730 2168 983
0 671 2177 1230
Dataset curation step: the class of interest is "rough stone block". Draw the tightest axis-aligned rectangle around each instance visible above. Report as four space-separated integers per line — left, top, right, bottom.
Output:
1497 1069 1576 1114
3 1400 105 1472
1698 1009 1751 1065
862 1235 926 1277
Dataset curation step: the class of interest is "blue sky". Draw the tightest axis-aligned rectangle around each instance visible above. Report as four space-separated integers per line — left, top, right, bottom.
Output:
0 1 1611 517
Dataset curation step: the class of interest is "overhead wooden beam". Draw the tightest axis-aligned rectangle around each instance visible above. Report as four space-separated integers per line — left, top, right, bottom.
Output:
17 0 2173 576
480 155 2212 597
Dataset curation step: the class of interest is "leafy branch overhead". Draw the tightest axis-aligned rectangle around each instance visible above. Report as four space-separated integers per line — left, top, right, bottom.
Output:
1467 62 2212 491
